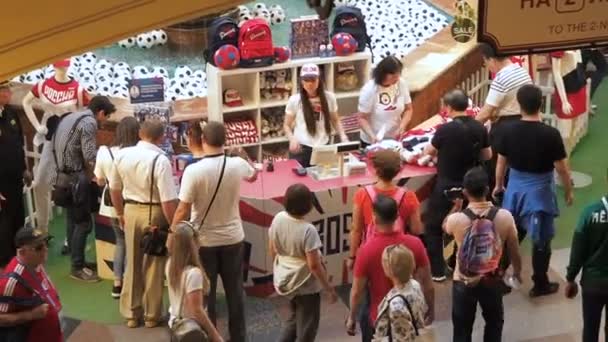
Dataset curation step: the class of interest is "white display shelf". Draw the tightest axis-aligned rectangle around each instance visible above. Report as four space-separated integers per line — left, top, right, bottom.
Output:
207 52 371 161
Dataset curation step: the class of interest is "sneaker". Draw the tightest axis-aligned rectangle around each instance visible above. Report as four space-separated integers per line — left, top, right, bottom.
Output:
144 320 160 328
61 245 71 256
529 282 559 298
111 286 122 299
70 267 101 283
432 275 447 282
126 319 139 328
85 262 97 271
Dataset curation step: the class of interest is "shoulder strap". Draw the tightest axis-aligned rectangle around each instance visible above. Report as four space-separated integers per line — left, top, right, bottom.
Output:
198 155 227 230
484 206 499 221
107 146 114 161
0 272 37 294
52 113 89 172
462 208 479 221
364 184 376 202
148 154 162 226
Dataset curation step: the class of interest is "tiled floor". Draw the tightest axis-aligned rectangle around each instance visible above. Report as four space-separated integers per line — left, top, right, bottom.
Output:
67 248 601 341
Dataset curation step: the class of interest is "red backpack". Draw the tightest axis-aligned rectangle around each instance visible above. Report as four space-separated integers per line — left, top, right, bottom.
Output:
363 185 407 241
238 19 274 68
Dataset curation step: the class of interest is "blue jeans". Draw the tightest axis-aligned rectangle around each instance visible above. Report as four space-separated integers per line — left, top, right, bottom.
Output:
111 218 126 281
66 205 92 271
452 280 504 342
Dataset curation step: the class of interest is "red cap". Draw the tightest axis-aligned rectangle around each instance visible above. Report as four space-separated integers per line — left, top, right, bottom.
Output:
53 59 71 68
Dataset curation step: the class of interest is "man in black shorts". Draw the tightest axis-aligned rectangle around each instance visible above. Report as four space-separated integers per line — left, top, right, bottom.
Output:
423 89 491 281
494 84 574 297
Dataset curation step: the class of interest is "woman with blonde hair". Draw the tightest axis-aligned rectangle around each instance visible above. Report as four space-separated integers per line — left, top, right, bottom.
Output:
166 221 223 342
374 244 427 342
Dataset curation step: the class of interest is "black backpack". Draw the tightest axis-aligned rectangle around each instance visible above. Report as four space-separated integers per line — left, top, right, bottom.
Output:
331 6 371 54
204 16 239 66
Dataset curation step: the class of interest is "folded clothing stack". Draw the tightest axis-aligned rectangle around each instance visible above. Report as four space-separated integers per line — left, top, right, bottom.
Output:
341 114 360 133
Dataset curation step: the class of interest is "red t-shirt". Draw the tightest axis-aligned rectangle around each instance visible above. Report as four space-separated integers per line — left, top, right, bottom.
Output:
353 231 429 323
31 77 88 108
353 186 420 234
0 257 63 342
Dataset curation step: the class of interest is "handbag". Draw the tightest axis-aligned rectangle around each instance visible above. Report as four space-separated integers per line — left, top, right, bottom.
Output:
140 154 170 256
102 146 115 207
51 113 89 208
170 271 209 342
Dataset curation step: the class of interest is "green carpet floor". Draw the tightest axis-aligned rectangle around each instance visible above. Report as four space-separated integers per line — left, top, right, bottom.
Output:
46 84 607 324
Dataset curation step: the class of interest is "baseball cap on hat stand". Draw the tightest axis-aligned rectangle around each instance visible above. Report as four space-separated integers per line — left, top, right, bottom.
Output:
300 63 320 80
15 226 53 248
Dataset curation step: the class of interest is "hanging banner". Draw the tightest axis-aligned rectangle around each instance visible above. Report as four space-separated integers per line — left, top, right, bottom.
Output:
478 0 608 55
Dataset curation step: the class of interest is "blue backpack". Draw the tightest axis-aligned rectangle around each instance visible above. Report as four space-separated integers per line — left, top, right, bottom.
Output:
458 207 502 277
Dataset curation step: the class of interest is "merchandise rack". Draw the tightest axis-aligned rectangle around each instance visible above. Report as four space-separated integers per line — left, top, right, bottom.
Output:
206 51 371 161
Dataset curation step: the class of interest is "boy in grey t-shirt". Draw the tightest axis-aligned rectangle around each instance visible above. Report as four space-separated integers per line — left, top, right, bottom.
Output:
269 184 337 342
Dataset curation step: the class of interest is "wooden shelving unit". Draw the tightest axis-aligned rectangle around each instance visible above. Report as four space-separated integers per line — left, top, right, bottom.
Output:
206 52 371 161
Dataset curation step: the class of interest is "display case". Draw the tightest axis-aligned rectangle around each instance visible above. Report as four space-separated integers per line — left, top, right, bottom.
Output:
206 52 371 160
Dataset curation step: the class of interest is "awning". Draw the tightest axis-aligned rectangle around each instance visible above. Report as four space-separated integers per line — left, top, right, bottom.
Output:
0 0 246 81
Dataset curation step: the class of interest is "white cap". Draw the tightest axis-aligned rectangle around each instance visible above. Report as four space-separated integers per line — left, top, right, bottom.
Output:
300 63 320 78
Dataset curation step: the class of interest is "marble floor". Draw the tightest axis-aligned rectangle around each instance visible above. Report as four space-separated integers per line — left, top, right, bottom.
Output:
65 248 602 341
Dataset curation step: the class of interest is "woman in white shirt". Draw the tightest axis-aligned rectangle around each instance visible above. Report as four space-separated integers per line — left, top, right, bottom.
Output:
94 116 140 299
166 221 223 342
283 63 348 168
358 55 413 147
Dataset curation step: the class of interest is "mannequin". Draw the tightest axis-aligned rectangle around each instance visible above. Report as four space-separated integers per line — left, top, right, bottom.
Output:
551 50 587 119
23 59 88 233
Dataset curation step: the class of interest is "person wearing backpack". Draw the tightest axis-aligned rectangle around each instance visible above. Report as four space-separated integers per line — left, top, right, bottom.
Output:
423 89 491 282
444 167 522 342
348 149 426 341
373 244 427 342
347 195 432 342
358 56 413 147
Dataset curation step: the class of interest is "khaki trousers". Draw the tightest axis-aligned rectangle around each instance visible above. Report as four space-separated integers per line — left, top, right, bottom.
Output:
119 204 167 321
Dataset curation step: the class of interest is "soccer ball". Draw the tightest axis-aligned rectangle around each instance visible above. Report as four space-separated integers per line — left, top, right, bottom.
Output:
132 66 150 79
114 62 131 74
95 59 114 74
214 45 240 70
193 69 207 81
155 30 167 45
254 3 267 11
97 81 114 96
80 52 97 67
118 37 136 48
332 32 358 56
151 66 169 79
274 46 291 63
270 6 286 25
174 66 193 79
136 33 155 49
255 9 271 23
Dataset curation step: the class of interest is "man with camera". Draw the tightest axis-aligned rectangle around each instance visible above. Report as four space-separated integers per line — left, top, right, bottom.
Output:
110 120 178 328
423 89 491 281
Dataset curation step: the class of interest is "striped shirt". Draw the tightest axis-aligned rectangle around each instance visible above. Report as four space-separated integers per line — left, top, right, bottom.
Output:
50 109 97 183
485 63 532 118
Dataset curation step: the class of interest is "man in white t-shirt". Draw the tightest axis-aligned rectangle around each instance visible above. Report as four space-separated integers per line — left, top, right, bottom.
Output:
475 43 532 190
172 121 257 342
358 55 413 146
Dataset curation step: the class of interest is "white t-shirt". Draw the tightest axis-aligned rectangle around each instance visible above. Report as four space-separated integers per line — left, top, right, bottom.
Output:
358 78 412 143
285 91 338 147
179 155 255 247
485 63 532 118
165 264 205 327
94 145 120 218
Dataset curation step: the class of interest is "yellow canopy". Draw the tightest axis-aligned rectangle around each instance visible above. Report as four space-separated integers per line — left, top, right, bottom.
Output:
0 0 246 81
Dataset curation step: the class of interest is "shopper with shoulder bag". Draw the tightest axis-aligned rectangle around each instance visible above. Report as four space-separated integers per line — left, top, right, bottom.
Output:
110 120 178 329
94 116 140 299
172 122 257 342
167 221 223 342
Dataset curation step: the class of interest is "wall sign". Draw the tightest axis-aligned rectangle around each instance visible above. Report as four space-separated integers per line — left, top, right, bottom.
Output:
128 77 164 104
478 0 608 54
